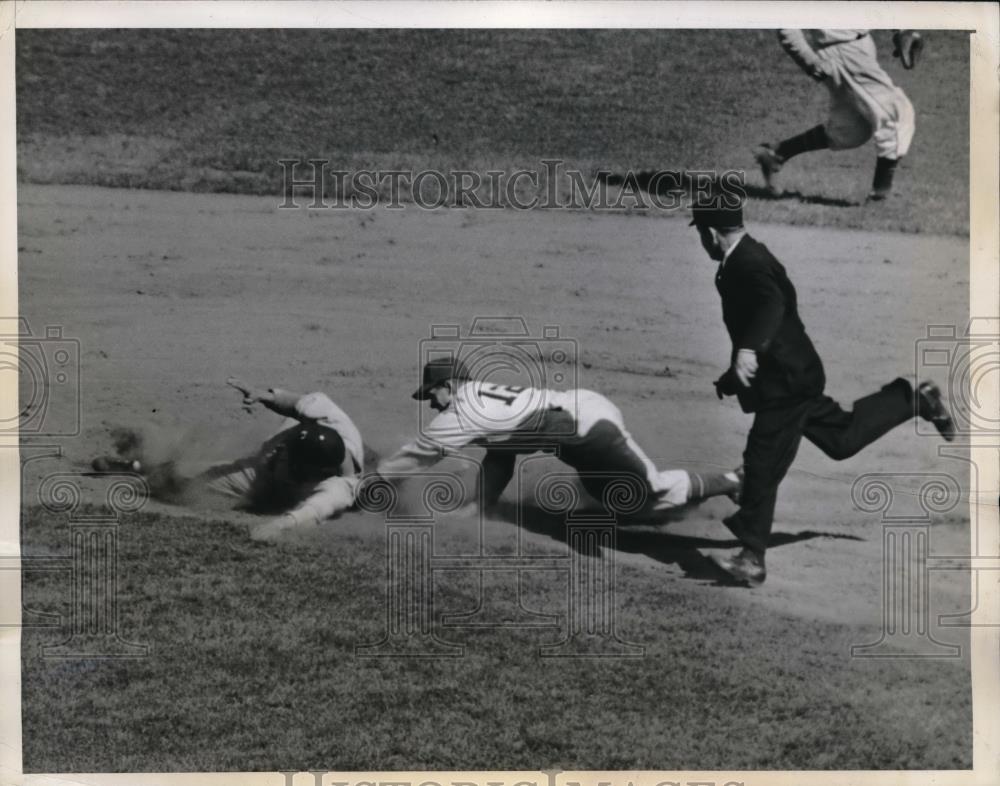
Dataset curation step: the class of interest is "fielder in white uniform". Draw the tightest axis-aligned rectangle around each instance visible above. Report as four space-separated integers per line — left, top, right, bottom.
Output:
376 358 741 518
755 29 917 201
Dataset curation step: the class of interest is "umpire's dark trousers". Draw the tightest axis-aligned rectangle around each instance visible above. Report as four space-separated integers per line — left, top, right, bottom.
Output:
724 377 915 555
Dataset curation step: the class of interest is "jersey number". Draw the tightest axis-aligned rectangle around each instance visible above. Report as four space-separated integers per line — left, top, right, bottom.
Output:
478 384 524 406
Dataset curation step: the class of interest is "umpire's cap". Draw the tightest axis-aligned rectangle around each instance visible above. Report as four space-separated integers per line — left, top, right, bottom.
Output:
689 203 743 230
412 357 472 400
689 180 745 229
286 423 346 478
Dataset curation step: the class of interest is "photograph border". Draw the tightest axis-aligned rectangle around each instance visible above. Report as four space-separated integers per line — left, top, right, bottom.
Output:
2 2 997 785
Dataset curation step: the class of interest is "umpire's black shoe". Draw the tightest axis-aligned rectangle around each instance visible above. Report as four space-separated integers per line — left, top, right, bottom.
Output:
917 381 956 442
710 547 766 587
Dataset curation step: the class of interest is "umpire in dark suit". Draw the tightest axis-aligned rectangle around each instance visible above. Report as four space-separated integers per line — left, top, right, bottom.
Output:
692 198 955 586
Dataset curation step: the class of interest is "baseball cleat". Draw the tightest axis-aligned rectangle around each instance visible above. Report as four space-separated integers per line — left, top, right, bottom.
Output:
754 144 784 196
865 188 891 203
709 547 766 587
91 456 142 473
916 381 956 442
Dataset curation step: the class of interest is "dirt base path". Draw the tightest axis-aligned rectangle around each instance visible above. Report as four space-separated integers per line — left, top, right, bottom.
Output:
17 184 973 642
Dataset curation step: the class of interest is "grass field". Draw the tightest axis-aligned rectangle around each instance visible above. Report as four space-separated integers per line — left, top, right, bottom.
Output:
15 26 975 774
22 503 971 772
16 29 970 234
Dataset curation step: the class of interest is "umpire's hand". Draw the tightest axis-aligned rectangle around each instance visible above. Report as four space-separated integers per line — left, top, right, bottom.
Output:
733 349 758 387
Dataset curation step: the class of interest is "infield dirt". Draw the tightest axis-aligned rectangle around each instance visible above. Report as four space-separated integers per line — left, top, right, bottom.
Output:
17 181 973 621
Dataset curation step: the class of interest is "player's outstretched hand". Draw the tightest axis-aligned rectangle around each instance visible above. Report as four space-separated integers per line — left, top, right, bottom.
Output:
227 377 269 411
226 376 253 396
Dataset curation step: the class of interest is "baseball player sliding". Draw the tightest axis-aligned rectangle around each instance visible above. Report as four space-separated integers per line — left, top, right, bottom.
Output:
374 357 742 518
92 379 365 542
755 29 921 202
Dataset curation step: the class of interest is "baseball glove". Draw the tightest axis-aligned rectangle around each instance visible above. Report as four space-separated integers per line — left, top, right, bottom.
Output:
892 30 924 70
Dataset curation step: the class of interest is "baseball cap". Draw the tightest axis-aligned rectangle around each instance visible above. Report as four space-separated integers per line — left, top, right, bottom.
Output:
412 357 473 400
688 201 744 229
688 178 745 229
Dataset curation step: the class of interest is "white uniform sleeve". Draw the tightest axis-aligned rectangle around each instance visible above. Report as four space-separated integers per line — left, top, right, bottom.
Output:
376 383 554 476
286 476 360 524
777 29 828 80
377 409 475 475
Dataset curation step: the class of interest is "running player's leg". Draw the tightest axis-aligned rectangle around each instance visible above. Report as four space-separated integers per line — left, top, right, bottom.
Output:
867 87 914 199
823 80 875 151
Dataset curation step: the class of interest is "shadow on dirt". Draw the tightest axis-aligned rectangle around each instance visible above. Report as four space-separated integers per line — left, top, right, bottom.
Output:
742 183 859 208
492 500 864 584
597 170 859 210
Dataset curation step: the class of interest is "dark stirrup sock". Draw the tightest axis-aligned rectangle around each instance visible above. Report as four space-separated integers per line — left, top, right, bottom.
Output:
687 470 740 502
871 156 900 195
775 125 830 162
